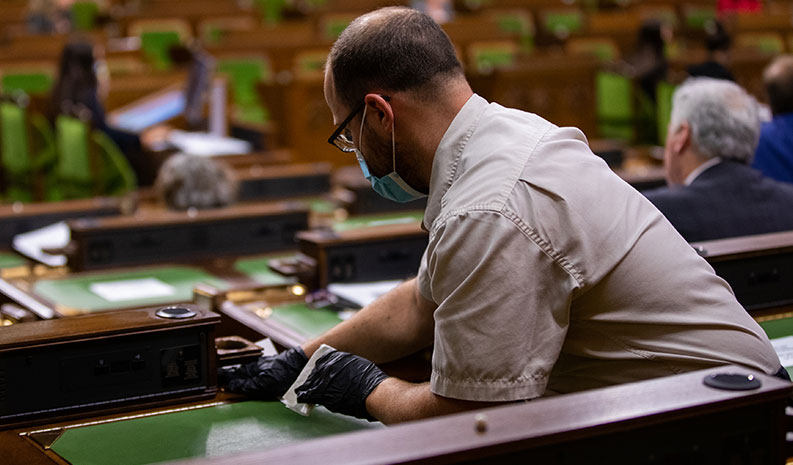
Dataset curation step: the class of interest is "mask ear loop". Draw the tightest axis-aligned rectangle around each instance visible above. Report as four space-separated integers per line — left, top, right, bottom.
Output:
391 111 396 173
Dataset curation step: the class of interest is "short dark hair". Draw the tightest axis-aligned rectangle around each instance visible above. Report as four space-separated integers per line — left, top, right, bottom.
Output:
764 55 793 116
328 7 464 109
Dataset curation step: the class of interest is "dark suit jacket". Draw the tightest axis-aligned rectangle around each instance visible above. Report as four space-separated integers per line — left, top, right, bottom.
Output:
643 160 793 242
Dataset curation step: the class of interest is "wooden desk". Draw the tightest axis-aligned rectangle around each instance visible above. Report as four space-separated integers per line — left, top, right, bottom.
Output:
692 230 793 313
0 197 123 248
66 202 309 271
179 367 789 464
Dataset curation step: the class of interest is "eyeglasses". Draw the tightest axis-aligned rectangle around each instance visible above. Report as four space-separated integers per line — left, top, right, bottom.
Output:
327 95 390 153
327 101 365 153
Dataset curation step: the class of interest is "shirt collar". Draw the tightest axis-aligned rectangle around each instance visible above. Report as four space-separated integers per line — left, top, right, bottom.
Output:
423 94 489 230
684 157 722 186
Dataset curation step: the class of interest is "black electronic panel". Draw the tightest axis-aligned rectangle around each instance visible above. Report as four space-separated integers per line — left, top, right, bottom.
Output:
710 251 793 311
0 307 218 427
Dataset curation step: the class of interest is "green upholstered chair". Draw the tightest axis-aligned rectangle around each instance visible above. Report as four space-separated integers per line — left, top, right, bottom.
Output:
596 72 634 142
1 72 53 97
320 14 354 41
493 11 534 52
468 41 518 74
55 115 137 199
1 102 33 202
656 81 676 145
217 57 272 123
71 1 99 31
55 115 93 199
542 9 583 40
683 6 716 31
254 0 287 25
140 31 181 70
92 130 137 196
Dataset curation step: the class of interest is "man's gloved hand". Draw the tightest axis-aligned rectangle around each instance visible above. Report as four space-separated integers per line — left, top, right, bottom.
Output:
219 346 308 398
295 350 388 420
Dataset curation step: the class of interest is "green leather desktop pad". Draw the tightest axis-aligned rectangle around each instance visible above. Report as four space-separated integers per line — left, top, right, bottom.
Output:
0 251 25 269
269 302 343 340
234 254 295 286
49 401 382 465
33 266 228 313
333 211 424 232
759 316 793 372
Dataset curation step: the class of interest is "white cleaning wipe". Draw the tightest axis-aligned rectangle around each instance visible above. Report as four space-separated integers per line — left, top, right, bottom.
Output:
281 344 336 416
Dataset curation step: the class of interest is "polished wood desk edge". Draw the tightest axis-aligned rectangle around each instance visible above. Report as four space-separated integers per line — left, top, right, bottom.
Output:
0 198 122 218
169 366 792 465
297 221 427 245
0 306 220 351
69 201 309 230
692 229 793 260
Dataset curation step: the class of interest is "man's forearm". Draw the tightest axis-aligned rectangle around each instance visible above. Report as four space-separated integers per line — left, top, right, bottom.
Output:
302 278 435 363
365 378 509 424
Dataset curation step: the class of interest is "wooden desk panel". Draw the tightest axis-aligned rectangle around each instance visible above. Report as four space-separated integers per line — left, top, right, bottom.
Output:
692 230 793 312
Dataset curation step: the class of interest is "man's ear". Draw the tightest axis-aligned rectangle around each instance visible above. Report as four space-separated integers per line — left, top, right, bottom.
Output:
670 121 691 156
363 93 393 133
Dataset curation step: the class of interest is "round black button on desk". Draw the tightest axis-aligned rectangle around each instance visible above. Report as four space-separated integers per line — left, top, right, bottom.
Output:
703 373 762 391
155 306 197 319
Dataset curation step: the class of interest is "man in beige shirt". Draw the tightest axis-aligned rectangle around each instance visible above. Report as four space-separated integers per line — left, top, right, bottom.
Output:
222 7 783 424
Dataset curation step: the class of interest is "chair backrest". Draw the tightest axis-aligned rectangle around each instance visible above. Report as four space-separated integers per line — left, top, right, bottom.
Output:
1 71 54 97
596 72 634 142
0 102 31 175
55 115 93 199
0 102 33 201
656 81 676 144
71 1 99 31
140 31 182 70
467 41 519 74
92 130 137 196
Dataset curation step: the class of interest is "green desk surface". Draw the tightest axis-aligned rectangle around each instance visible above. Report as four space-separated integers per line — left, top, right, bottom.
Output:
50 401 382 465
269 302 343 340
33 266 229 313
759 316 793 372
759 316 793 340
0 251 26 269
333 211 424 232
234 254 295 286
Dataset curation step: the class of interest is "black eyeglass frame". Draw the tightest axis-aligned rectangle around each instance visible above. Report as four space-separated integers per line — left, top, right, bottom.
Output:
326 95 390 152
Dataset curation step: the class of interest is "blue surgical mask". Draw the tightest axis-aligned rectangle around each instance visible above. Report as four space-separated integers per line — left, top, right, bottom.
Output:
355 106 427 203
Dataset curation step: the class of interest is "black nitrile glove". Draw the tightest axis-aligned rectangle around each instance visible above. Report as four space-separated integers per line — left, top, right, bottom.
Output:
295 350 388 421
219 346 308 398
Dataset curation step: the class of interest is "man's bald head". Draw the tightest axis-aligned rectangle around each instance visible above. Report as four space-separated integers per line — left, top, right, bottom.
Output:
327 6 464 110
764 54 793 116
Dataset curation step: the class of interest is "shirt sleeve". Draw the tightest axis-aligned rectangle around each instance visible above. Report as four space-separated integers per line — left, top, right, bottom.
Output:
419 208 580 402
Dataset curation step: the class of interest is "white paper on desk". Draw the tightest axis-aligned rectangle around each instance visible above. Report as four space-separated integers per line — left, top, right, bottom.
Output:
11 221 69 267
167 130 251 156
770 336 793 368
327 280 403 308
281 344 336 416
90 277 176 302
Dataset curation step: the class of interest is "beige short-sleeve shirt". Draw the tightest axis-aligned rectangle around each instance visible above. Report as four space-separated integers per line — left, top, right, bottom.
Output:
418 94 780 402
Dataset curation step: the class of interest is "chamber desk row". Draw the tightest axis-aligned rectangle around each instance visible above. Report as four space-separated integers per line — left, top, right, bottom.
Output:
0 306 790 465
0 209 427 324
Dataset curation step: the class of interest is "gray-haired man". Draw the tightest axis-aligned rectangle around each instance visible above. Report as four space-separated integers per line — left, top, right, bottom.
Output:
644 77 793 242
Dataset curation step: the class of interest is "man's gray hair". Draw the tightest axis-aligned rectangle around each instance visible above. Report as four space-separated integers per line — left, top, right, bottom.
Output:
669 77 760 163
